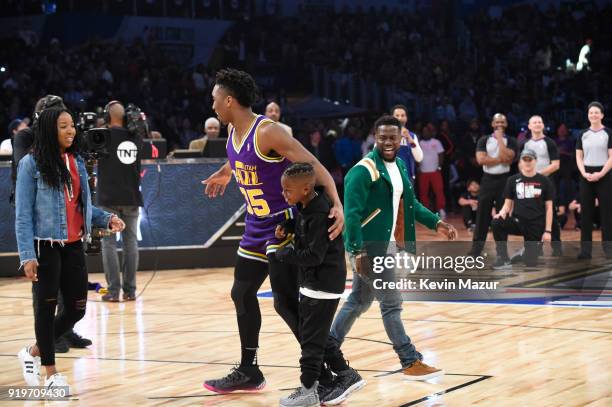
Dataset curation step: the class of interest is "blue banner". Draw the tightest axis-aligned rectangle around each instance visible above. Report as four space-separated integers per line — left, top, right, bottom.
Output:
0 159 243 254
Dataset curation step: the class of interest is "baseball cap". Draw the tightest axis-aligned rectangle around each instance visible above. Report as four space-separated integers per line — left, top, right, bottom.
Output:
520 149 537 159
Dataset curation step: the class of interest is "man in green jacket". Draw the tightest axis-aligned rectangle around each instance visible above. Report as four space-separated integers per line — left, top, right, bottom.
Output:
319 115 457 405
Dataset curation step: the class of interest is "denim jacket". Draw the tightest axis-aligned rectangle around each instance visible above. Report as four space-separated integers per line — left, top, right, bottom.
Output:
15 153 112 266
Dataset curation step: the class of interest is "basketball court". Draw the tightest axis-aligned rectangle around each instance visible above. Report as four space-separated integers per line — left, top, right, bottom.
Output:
1 218 610 406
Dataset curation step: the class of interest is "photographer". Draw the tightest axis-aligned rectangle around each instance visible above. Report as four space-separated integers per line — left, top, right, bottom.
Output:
16 108 125 391
97 101 143 302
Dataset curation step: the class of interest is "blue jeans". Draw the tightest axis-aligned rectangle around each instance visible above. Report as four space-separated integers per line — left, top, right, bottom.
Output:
327 260 422 367
101 206 139 297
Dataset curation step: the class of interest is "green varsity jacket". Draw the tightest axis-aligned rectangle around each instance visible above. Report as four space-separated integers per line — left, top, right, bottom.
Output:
343 148 441 255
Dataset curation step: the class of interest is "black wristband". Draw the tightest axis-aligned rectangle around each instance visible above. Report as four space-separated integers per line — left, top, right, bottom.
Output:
544 230 552 234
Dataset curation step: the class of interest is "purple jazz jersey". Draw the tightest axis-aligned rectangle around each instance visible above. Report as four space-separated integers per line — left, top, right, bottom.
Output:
226 115 294 262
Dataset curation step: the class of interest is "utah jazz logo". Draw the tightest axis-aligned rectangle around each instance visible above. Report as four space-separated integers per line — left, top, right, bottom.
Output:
234 161 270 216
234 161 262 186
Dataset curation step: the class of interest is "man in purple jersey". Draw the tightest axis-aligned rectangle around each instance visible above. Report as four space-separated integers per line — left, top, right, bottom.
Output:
201 68 344 394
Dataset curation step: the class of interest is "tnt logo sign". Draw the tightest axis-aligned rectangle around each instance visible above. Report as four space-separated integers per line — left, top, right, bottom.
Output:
117 141 138 164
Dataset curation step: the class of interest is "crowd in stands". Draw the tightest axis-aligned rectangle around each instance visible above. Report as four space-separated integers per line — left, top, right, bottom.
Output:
0 35 219 151
2 2 611 228
220 2 611 126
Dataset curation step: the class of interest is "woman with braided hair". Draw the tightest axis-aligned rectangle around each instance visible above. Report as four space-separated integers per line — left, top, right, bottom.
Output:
15 108 125 393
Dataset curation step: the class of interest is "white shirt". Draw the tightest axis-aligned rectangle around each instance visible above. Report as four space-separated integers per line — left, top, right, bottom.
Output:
419 138 444 173
523 137 552 173
483 136 512 174
400 132 423 162
0 138 12 155
577 44 590 71
384 160 404 241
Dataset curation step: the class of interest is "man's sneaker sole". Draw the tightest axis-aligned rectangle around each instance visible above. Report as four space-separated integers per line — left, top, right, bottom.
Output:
321 394 347 406
280 401 319 407
203 380 266 394
403 369 444 381
322 379 366 406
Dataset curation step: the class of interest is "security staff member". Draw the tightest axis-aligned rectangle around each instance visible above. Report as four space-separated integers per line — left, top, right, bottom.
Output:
469 113 518 256
521 115 562 256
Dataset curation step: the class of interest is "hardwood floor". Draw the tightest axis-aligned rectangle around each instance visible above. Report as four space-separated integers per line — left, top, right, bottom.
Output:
0 217 610 406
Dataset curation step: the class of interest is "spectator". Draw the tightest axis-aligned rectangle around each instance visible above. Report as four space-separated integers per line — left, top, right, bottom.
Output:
437 120 456 209
458 179 480 231
459 95 478 123
333 127 361 176
265 101 293 136
417 122 446 218
1 118 28 155
435 97 457 123
392 104 423 183
189 117 220 151
179 117 199 148
306 129 336 171
457 118 483 183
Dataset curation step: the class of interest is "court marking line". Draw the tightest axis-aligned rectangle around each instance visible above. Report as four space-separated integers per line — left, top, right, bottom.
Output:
0 330 393 346
144 376 492 400
142 375 494 403
359 316 612 334
0 354 483 378
522 268 611 288
399 375 492 407
374 368 488 378
404 299 612 309
504 288 612 295
503 264 609 286
2 310 609 334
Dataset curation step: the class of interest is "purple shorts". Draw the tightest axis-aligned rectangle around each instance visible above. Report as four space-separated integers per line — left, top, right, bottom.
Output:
238 207 295 263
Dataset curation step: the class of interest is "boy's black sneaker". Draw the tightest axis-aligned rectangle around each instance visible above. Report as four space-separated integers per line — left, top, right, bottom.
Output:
320 367 365 405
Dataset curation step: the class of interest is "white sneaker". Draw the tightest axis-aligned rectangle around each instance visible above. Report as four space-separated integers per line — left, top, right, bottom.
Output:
18 346 41 386
438 209 447 220
44 373 71 396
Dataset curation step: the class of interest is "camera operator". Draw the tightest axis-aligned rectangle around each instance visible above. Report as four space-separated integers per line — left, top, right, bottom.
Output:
97 101 143 302
12 95 95 353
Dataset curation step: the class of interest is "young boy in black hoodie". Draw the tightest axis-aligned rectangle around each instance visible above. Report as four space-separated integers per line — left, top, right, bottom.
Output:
275 162 347 407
